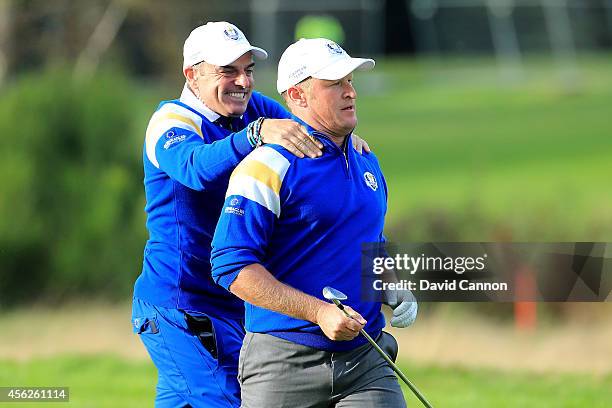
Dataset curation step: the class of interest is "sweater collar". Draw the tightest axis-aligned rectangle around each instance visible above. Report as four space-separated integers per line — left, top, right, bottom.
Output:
180 84 220 123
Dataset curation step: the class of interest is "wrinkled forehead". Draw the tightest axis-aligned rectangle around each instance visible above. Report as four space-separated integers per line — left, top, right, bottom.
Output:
214 51 255 70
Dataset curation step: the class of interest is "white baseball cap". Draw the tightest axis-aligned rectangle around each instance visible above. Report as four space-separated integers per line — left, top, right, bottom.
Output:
277 38 375 94
183 22 268 69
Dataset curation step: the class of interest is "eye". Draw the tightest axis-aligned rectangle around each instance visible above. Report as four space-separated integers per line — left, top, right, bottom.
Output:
245 68 254 76
220 68 237 77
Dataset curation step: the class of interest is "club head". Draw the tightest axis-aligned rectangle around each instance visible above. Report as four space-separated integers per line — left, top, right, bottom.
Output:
322 286 348 302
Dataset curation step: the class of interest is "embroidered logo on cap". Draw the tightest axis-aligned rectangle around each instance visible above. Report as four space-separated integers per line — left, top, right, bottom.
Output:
364 172 378 191
224 26 240 40
326 42 344 55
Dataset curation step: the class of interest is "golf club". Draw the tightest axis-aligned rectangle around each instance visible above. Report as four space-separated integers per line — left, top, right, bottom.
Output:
322 286 433 408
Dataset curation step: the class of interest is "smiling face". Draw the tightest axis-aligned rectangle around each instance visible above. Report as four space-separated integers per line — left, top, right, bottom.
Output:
301 73 357 138
186 52 254 117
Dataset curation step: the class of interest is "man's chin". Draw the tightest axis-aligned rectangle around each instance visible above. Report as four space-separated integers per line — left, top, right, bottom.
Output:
341 119 358 132
223 101 249 117
224 106 248 117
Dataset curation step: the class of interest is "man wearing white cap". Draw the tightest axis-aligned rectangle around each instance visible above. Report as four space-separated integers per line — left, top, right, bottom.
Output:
211 38 416 407
132 22 371 407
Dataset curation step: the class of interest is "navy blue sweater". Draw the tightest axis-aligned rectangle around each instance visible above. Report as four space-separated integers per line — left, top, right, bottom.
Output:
211 116 387 351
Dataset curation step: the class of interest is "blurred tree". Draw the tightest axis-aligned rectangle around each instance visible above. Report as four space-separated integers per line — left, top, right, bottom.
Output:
0 69 147 306
0 0 10 86
1 0 191 81
73 0 128 80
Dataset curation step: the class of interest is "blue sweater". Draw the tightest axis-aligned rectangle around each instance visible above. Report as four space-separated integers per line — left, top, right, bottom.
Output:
133 89 290 318
211 116 387 351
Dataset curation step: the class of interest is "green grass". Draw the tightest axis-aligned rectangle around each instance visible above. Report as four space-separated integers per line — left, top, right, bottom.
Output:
258 55 612 241
402 363 612 408
0 355 609 407
0 355 156 407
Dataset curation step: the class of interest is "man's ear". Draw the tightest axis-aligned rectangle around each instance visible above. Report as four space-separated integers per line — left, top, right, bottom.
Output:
286 86 308 108
184 66 195 81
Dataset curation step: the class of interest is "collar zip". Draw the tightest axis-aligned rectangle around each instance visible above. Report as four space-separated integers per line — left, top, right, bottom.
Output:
311 131 351 177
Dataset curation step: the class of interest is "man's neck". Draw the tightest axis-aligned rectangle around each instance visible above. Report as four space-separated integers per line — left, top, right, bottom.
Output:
292 113 349 148
326 134 347 148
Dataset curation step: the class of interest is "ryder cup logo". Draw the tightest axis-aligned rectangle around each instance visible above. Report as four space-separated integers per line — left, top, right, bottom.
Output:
364 172 378 191
230 197 239 206
326 42 344 55
224 26 240 41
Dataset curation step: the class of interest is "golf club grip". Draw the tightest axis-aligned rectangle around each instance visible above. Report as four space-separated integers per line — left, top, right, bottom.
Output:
332 299 346 311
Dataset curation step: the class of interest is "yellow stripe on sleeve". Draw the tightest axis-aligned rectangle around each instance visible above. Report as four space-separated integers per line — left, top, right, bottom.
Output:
153 112 202 138
230 159 282 195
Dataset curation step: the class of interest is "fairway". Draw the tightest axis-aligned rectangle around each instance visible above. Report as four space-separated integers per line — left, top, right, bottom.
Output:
2 303 611 407
0 355 610 407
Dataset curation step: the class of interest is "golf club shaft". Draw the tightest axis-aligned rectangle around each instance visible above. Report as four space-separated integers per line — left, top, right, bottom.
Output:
332 299 433 408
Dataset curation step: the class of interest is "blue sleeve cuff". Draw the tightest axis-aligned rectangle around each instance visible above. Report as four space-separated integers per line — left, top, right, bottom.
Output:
211 249 262 290
232 128 253 157
216 269 241 291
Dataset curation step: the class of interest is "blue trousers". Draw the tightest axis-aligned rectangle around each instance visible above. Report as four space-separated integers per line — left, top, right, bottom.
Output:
132 297 244 407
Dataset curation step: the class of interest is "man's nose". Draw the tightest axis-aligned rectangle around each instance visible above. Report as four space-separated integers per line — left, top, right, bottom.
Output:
235 71 250 88
344 83 356 99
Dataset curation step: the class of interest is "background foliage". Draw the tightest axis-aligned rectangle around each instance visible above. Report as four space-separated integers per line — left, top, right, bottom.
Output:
0 69 149 306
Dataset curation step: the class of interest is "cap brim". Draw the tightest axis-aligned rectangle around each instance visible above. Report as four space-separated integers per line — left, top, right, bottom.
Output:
249 46 268 60
313 57 375 81
213 45 269 66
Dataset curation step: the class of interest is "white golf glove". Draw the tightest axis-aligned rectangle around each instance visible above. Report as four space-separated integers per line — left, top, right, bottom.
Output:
385 290 418 328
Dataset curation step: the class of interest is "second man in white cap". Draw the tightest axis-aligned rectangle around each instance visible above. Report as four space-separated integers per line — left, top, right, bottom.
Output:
211 38 416 407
